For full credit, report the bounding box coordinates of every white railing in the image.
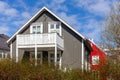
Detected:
[17,33,64,49]
[56,34,64,49]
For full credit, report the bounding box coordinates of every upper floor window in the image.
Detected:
[48,22,61,36]
[30,23,43,34]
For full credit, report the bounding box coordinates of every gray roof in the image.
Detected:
[0,34,9,51]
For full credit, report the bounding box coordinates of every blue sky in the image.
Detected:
[0,0,119,44]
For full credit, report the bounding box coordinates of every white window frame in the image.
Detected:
[48,22,62,36]
[92,56,99,65]
[30,22,43,34]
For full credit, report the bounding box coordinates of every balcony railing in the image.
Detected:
[17,33,64,50]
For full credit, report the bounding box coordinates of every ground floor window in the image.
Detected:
[48,51,61,64]
[0,51,4,59]
[30,52,42,64]
[29,51,62,66]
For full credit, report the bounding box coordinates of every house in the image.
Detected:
[0,34,9,59]
[88,40,107,70]
[7,7,92,69]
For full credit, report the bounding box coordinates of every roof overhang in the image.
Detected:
[7,7,85,44]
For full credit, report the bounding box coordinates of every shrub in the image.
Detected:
[0,59,119,80]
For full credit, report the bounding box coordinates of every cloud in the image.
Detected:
[75,0,116,16]
[0,1,18,17]
[21,12,31,19]
[57,12,81,31]
[0,26,10,35]
[52,0,65,3]
[80,19,102,42]
[38,0,67,12]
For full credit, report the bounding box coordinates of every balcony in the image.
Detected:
[17,33,64,50]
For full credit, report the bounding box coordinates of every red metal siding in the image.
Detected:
[88,40,107,70]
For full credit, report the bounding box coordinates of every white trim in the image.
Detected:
[35,46,37,66]
[10,43,12,59]
[81,39,84,71]
[59,51,62,69]
[2,52,4,59]
[7,7,85,44]
[54,33,57,66]
[16,35,18,62]
[17,44,55,48]
[16,47,18,62]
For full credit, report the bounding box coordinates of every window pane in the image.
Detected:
[32,54,35,58]
[50,54,54,58]
[37,26,41,33]
[50,24,54,29]
[33,26,36,34]
[37,54,41,58]
[56,23,60,29]
[33,26,36,30]
[50,59,54,63]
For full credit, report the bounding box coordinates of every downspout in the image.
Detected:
[81,39,84,71]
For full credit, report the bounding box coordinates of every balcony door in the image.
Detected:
[30,23,43,34]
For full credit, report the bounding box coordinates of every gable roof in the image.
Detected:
[7,7,85,44]
[0,34,9,51]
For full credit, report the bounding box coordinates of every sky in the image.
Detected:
[0,0,119,44]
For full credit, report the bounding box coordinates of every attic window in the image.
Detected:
[48,22,61,36]
[30,23,43,34]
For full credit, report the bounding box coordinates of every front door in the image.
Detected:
[42,51,48,64]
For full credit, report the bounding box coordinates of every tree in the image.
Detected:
[100,3,120,50]
[100,3,120,64]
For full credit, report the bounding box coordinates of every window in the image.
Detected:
[49,51,61,64]
[92,56,99,65]
[30,52,42,64]
[48,22,61,35]
[0,54,2,58]
[0,51,4,58]
[30,23,43,34]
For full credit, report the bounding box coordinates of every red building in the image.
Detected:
[88,40,107,70]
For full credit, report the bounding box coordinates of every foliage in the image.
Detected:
[0,59,119,80]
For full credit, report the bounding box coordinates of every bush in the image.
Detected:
[0,59,119,80]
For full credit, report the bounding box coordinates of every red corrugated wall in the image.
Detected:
[88,40,107,70]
